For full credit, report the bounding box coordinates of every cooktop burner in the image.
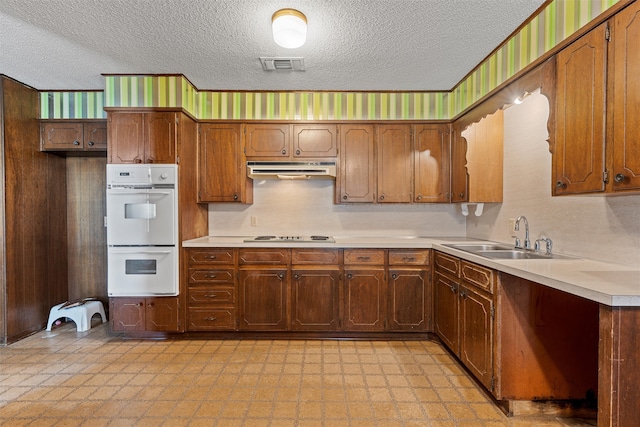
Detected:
[244,235,335,243]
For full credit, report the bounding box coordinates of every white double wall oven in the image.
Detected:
[106,164,179,296]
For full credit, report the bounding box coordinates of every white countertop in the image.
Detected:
[182,235,640,307]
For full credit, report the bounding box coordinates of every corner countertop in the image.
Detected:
[182,235,640,307]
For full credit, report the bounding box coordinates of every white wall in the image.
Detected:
[208,180,466,238]
[466,92,640,268]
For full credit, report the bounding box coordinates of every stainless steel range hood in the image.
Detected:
[247,161,336,180]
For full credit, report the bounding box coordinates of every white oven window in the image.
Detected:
[108,247,177,296]
[125,259,157,275]
[124,203,157,220]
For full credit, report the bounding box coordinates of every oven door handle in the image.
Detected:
[109,250,173,254]
[107,191,172,195]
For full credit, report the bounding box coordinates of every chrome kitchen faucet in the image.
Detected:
[514,215,531,250]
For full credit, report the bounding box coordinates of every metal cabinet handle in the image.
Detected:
[206,255,217,260]
[205,317,218,321]
[556,181,567,189]
[342,195,348,200]
[281,149,287,155]
[615,173,626,183]
[449,285,456,294]
[73,140,80,146]
[205,294,218,298]
[88,141,95,146]
[357,256,370,261]
[295,149,301,155]
[135,159,142,164]
[391,273,398,279]
[416,195,422,201]
[402,257,416,262]
[347,273,353,280]
[379,195,385,201]
[278,273,284,279]
[233,194,239,200]
[294,273,300,280]
[459,193,465,198]
[206,274,217,278]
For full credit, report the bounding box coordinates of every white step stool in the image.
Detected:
[46,300,106,332]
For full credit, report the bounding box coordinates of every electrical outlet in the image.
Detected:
[508,218,516,233]
[251,216,258,227]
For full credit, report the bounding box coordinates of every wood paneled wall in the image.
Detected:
[66,157,107,303]
[0,76,68,344]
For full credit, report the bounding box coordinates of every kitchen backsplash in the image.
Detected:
[207,181,466,238]
[467,92,640,268]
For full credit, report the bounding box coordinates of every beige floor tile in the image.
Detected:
[0,324,598,427]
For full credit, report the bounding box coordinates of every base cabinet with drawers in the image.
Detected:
[184,247,431,334]
[434,251,495,391]
[186,248,237,331]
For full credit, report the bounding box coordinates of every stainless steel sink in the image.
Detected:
[445,243,574,260]
[445,243,513,252]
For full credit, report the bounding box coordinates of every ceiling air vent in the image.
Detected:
[260,57,305,71]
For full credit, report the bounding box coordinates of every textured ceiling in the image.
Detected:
[0,0,547,91]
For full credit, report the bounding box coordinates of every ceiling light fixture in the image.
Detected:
[272,8,307,49]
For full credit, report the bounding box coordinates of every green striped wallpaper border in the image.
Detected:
[40,91,105,119]
[40,0,621,120]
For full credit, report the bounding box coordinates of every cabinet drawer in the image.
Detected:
[239,248,291,265]
[188,249,235,265]
[389,249,430,266]
[461,261,494,294]
[189,287,235,304]
[434,252,460,278]
[188,268,234,284]
[188,308,236,331]
[344,249,385,265]
[292,248,340,265]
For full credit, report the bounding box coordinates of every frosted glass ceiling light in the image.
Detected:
[272,9,307,48]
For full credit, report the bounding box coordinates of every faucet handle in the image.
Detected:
[534,237,553,255]
[511,235,522,249]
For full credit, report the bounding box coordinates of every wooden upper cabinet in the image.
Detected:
[611,1,640,192]
[450,127,468,202]
[414,124,450,203]
[107,111,176,164]
[292,124,337,157]
[198,123,252,203]
[244,124,289,158]
[337,124,376,203]
[244,123,337,159]
[41,121,107,152]
[377,124,413,203]
[554,23,608,195]
[461,110,504,203]
[144,112,177,164]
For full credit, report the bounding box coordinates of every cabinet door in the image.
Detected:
[198,123,248,202]
[388,269,428,331]
[343,269,386,331]
[292,125,337,157]
[459,285,493,391]
[450,128,468,202]
[144,112,176,163]
[110,298,145,331]
[377,124,413,203]
[291,269,340,331]
[145,297,180,332]
[84,122,108,151]
[433,273,459,352]
[612,2,640,191]
[554,24,607,194]
[41,122,84,150]
[108,112,145,163]
[238,269,289,330]
[244,124,289,158]
[414,124,450,202]
[338,124,375,203]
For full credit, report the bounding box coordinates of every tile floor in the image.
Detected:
[0,321,597,427]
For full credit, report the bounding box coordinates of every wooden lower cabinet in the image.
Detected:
[291,268,340,331]
[343,268,386,331]
[186,248,237,331]
[434,252,495,391]
[238,269,289,330]
[110,297,180,332]
[388,249,431,331]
